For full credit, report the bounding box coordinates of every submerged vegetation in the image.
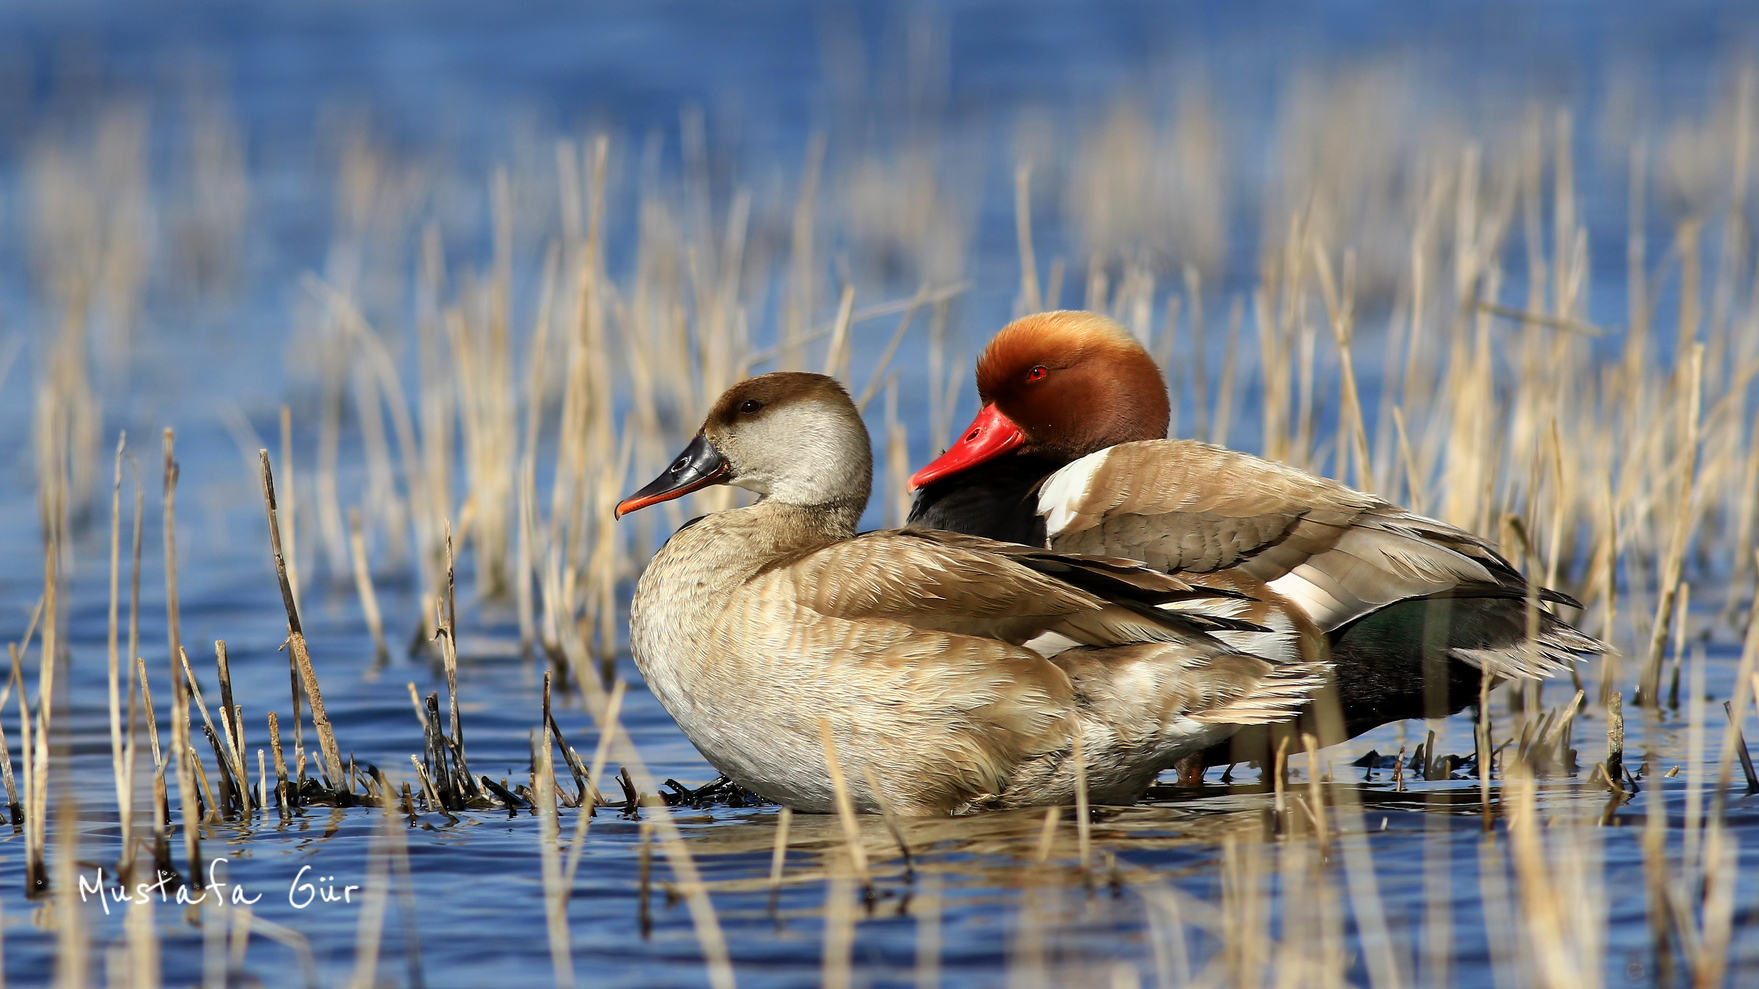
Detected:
[5,17,1759,988]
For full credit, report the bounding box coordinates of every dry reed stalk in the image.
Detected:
[854,286,927,412]
[1606,691,1626,785]
[105,432,134,873]
[515,244,561,657]
[1311,245,1373,489]
[214,643,245,800]
[185,646,250,817]
[1639,344,1704,705]
[821,284,857,382]
[782,132,826,372]
[1183,265,1209,442]
[267,712,288,816]
[158,430,205,887]
[857,764,914,880]
[1301,733,1329,846]
[1034,806,1058,864]
[347,509,388,661]
[1596,479,1621,706]
[259,451,345,786]
[135,654,171,876]
[0,667,19,827]
[11,645,38,891]
[766,805,792,917]
[1014,163,1041,315]
[817,718,871,891]
[1667,584,1692,711]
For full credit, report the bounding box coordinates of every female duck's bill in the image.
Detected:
[615,434,727,518]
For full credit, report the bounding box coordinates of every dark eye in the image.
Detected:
[739,399,763,415]
[1027,366,1048,382]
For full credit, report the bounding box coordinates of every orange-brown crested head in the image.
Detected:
[974,311,1170,461]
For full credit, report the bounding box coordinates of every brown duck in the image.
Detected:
[616,371,1328,815]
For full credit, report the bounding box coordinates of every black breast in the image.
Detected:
[905,455,1060,546]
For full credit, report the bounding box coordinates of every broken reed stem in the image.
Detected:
[215,642,246,794]
[438,524,474,797]
[267,712,289,816]
[1606,691,1626,784]
[818,717,871,890]
[259,451,345,787]
[347,509,389,661]
[1639,344,1703,706]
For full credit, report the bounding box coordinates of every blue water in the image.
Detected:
[0,2,1756,986]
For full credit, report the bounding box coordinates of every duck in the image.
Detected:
[907,310,1602,763]
[615,371,1329,816]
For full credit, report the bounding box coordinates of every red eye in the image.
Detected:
[1027,366,1047,382]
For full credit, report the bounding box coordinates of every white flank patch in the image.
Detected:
[1038,450,1109,537]
[1266,569,1352,629]
[1022,631,1083,657]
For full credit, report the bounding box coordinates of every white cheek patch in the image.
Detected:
[1038,451,1111,538]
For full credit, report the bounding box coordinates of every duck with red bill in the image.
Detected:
[905,310,1601,772]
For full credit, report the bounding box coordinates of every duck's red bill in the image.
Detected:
[615,434,730,518]
[908,404,1026,491]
